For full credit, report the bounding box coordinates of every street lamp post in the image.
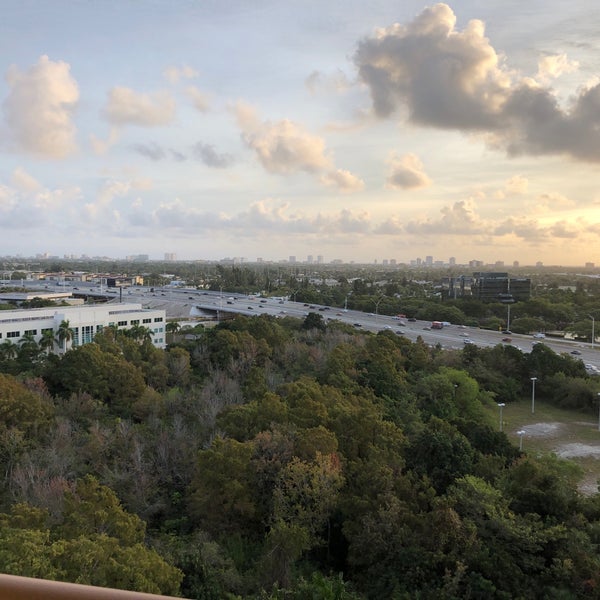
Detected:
[590,315,596,350]
[374,295,384,326]
[530,377,537,414]
[597,393,600,432]
[497,403,505,432]
[517,429,526,451]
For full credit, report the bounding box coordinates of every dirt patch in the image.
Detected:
[556,443,600,459]
[519,422,563,437]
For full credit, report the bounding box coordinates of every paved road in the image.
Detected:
[13,281,600,371]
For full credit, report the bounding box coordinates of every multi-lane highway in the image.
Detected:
[9,281,600,371]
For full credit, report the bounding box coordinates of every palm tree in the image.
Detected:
[0,339,17,361]
[39,329,56,354]
[18,332,41,364]
[125,324,153,344]
[166,321,181,334]
[56,319,74,353]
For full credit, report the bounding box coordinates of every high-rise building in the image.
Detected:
[472,272,531,302]
[289,256,297,264]
[449,257,456,266]
[425,255,433,266]
[164,253,177,261]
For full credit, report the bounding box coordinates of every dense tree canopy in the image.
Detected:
[0,307,599,597]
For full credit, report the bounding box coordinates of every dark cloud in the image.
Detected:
[133,142,166,161]
[354,3,600,162]
[191,142,234,168]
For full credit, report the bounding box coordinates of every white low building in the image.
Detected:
[0,303,166,350]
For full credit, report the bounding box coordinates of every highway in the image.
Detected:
[9,280,600,371]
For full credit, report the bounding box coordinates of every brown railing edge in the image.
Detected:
[0,573,184,600]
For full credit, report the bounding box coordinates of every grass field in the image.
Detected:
[485,399,600,494]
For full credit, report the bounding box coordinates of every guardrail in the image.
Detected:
[0,574,184,600]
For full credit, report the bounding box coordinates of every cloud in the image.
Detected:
[192,142,234,168]
[129,198,372,237]
[11,168,42,192]
[90,127,120,155]
[186,86,210,112]
[235,102,332,174]
[354,4,509,127]
[386,153,432,190]
[504,175,528,195]
[305,69,352,94]
[3,55,79,158]
[0,177,81,229]
[404,199,485,235]
[320,169,364,192]
[104,87,176,126]
[163,64,198,84]
[234,102,362,191]
[133,142,167,161]
[536,54,579,83]
[354,3,600,163]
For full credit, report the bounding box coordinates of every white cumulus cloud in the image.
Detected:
[386,153,432,190]
[104,87,176,126]
[3,55,79,158]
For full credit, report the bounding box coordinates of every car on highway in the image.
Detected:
[502,337,512,343]
[571,350,582,355]
[353,323,362,327]
[460,332,469,337]
[463,339,473,344]
[408,317,417,322]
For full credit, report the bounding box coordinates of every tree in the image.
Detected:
[43,343,146,417]
[188,437,259,537]
[39,329,56,354]
[0,373,54,437]
[56,320,73,353]
[0,339,18,362]
[303,312,326,331]
[165,321,181,335]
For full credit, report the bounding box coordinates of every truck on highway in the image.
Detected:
[431,321,444,329]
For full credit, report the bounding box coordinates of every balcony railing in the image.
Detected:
[0,574,184,600]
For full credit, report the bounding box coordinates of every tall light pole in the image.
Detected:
[590,315,596,350]
[597,392,600,432]
[517,429,526,451]
[507,303,511,331]
[497,402,505,432]
[530,377,537,414]
[374,294,384,326]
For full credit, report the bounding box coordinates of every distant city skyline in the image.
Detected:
[3,251,598,271]
[2,2,600,265]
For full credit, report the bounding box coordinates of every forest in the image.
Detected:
[1,310,600,598]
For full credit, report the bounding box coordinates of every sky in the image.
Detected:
[2,1,600,266]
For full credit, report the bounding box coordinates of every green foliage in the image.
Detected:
[0,287,598,598]
[0,480,183,595]
[0,373,54,436]
[44,343,146,416]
